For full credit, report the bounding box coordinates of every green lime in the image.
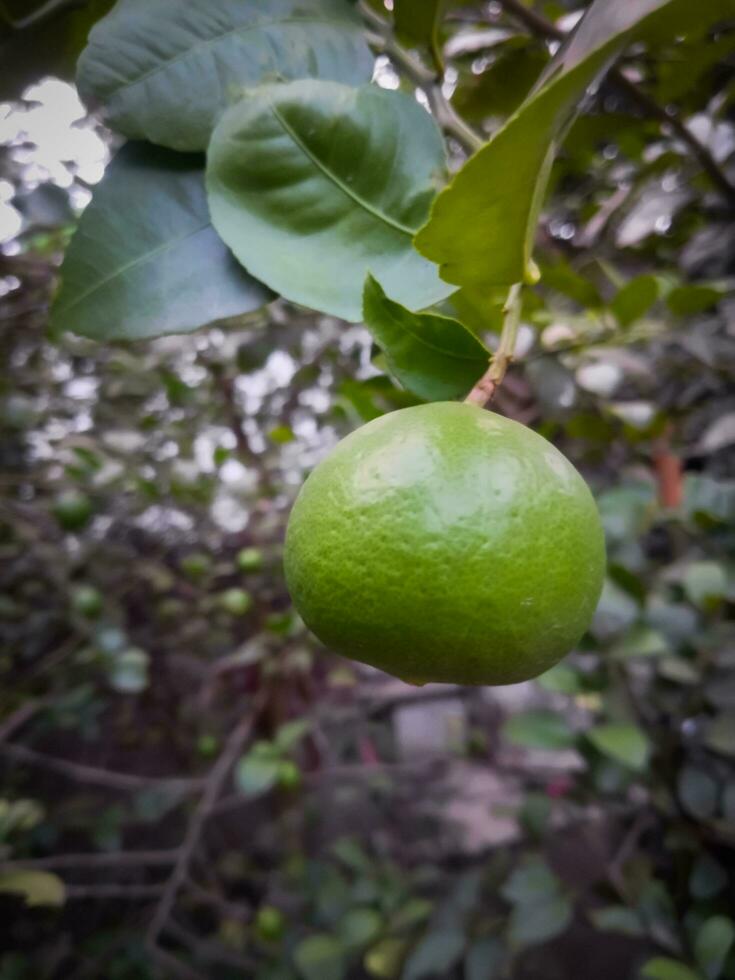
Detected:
[52,489,93,531]
[285,403,605,686]
[71,584,103,619]
[218,588,253,616]
[254,905,285,942]
[236,547,264,573]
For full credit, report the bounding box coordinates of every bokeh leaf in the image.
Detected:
[77,0,373,150]
[0,870,65,907]
[414,0,717,292]
[502,710,575,750]
[294,934,346,980]
[394,0,445,70]
[677,767,719,820]
[52,142,272,341]
[695,916,735,980]
[641,958,703,980]
[362,275,489,401]
[402,928,465,980]
[207,80,453,322]
[586,723,650,770]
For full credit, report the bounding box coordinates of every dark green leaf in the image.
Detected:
[590,905,645,937]
[453,41,548,123]
[702,715,735,759]
[207,80,452,322]
[78,0,373,150]
[689,855,728,900]
[695,917,735,980]
[502,710,576,750]
[611,275,660,327]
[677,767,719,820]
[464,937,504,980]
[362,275,489,402]
[52,142,272,341]
[394,0,445,70]
[0,870,65,907]
[414,0,717,292]
[682,562,728,609]
[666,284,725,316]
[641,958,703,980]
[403,928,465,980]
[294,934,346,980]
[509,895,572,948]
[585,724,650,771]
[338,908,382,950]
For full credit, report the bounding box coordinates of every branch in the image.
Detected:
[146,706,261,949]
[0,0,84,30]
[465,284,522,406]
[495,0,735,206]
[360,3,483,155]
[65,884,166,900]
[0,742,202,793]
[0,850,177,872]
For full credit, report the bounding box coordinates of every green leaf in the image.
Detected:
[394,0,445,70]
[464,937,505,980]
[666,284,725,316]
[52,142,271,341]
[403,928,465,980]
[362,276,489,401]
[689,854,728,900]
[641,958,703,980]
[612,625,669,660]
[695,917,735,980]
[508,894,572,948]
[453,40,548,123]
[537,664,582,695]
[682,562,728,609]
[414,0,711,292]
[590,905,645,937]
[294,934,346,980]
[502,710,575,750]
[236,746,282,797]
[274,718,311,752]
[585,724,650,771]
[207,81,453,322]
[501,857,561,906]
[77,0,373,151]
[0,870,66,907]
[702,715,735,759]
[338,908,382,950]
[108,647,150,694]
[364,937,407,979]
[677,767,719,820]
[611,275,661,327]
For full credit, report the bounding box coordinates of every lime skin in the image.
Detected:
[284,402,605,686]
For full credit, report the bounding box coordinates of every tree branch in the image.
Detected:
[360,3,483,155]
[494,0,735,206]
[146,704,261,949]
[0,742,203,792]
[465,284,522,406]
[0,851,178,872]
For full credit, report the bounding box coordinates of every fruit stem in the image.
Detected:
[464,283,522,406]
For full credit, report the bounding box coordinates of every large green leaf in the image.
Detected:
[52,142,272,341]
[77,0,373,150]
[207,80,453,322]
[362,275,489,401]
[414,0,716,292]
[586,723,651,771]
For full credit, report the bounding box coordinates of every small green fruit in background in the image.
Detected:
[254,905,285,942]
[52,489,93,531]
[277,760,301,790]
[218,588,253,617]
[236,547,264,573]
[180,552,211,581]
[285,403,606,686]
[71,584,103,619]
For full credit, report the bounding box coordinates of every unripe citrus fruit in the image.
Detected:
[285,403,605,686]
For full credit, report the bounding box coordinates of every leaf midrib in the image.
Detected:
[268,100,416,238]
[373,294,488,362]
[97,15,356,96]
[55,222,210,316]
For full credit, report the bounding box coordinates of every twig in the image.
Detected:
[0,0,84,30]
[65,884,166,900]
[164,919,258,973]
[146,706,261,949]
[0,850,178,872]
[0,742,203,793]
[495,0,735,206]
[0,701,44,743]
[360,3,483,154]
[465,284,522,406]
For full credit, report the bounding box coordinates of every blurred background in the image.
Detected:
[1,1,734,978]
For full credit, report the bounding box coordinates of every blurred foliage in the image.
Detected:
[1,0,735,978]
